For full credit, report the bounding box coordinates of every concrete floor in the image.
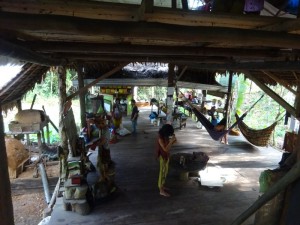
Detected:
[49,106,283,225]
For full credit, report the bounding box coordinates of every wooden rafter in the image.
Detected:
[2,13,300,50]
[189,61,300,71]
[66,63,128,101]
[177,66,188,81]
[262,70,297,95]
[292,71,299,80]
[0,0,292,29]
[24,42,292,59]
[0,39,64,66]
[244,70,296,118]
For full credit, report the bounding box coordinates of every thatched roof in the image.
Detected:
[0,63,49,108]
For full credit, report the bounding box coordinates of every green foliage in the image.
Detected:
[25,69,77,100]
[48,129,61,144]
[137,87,152,101]
[137,86,167,101]
[235,75,248,113]
[229,74,291,148]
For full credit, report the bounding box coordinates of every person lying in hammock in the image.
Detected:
[208,106,219,126]
[214,118,228,145]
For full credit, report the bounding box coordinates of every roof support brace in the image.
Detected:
[66,63,128,101]
[262,71,297,95]
[244,70,297,118]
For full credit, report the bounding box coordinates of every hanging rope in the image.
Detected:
[244,94,265,115]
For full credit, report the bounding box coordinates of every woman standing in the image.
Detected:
[157,124,176,197]
[112,98,122,129]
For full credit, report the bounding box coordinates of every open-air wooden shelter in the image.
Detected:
[1,1,300,224]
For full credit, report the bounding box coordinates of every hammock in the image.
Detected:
[235,114,278,147]
[184,100,247,141]
[182,94,264,141]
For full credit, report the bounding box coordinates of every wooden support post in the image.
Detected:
[58,66,69,180]
[231,159,300,225]
[77,65,86,128]
[172,0,177,9]
[26,134,30,146]
[0,104,15,225]
[58,66,68,151]
[181,0,188,10]
[224,71,233,127]
[201,90,207,109]
[294,81,300,119]
[138,0,153,21]
[141,0,153,13]
[166,63,175,123]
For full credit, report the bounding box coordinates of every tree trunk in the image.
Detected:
[166,63,175,123]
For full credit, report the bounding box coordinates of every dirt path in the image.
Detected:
[11,164,59,225]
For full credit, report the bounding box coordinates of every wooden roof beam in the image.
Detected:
[25,42,290,59]
[55,54,232,64]
[187,61,300,71]
[51,53,300,70]
[2,12,300,49]
[260,19,300,33]
[0,0,291,29]
[0,39,64,66]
